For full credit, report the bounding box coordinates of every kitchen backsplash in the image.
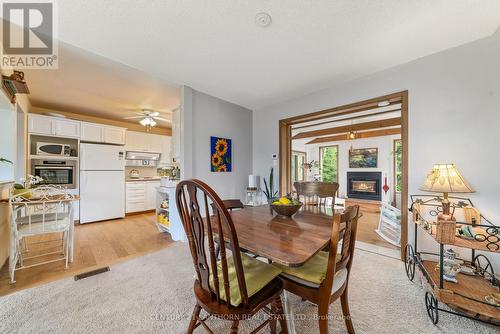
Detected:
[125,166,158,178]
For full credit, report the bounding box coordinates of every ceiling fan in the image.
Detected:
[123,109,170,131]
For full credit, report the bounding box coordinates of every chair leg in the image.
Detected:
[317,302,329,334]
[273,296,288,334]
[187,304,201,334]
[341,290,355,334]
[230,320,239,334]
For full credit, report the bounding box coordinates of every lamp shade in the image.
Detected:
[419,164,474,194]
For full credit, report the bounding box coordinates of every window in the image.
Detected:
[394,139,402,192]
[291,151,306,184]
[319,145,338,183]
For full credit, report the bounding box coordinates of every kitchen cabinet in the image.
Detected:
[81,122,103,142]
[28,114,53,135]
[28,114,80,138]
[81,122,126,145]
[55,119,80,138]
[103,126,126,145]
[125,131,170,162]
[125,180,160,213]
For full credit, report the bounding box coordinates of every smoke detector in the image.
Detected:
[255,12,272,27]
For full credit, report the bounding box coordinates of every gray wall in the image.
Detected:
[253,31,500,266]
[182,87,253,201]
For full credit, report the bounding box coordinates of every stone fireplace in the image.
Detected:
[347,171,382,201]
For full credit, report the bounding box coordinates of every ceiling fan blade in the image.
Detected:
[148,111,160,117]
[124,116,144,119]
[153,117,171,122]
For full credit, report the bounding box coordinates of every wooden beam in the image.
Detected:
[281,92,403,125]
[305,127,401,144]
[292,108,401,131]
[292,117,401,140]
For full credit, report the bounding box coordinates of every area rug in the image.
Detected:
[0,242,497,333]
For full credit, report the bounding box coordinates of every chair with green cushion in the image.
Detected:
[176,179,288,334]
[274,205,360,334]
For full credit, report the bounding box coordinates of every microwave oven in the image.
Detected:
[36,142,71,156]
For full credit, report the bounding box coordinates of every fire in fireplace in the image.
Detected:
[347,172,382,201]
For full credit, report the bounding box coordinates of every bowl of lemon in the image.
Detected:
[270,196,303,217]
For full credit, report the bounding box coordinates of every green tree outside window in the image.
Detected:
[320,146,338,183]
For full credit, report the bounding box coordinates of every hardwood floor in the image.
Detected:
[356,211,400,250]
[0,212,174,296]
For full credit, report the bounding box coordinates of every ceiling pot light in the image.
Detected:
[377,101,390,107]
[255,12,272,27]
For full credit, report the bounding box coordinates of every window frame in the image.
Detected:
[319,145,339,183]
[393,138,403,195]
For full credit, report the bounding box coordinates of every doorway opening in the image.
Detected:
[280,91,408,259]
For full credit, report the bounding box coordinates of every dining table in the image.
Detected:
[224,204,346,333]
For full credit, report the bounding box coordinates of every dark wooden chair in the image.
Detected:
[274,205,360,334]
[176,179,288,334]
[294,181,339,206]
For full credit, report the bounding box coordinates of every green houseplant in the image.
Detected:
[263,167,278,202]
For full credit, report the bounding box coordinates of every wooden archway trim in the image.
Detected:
[279,90,409,260]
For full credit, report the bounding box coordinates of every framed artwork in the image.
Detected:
[349,148,378,168]
[210,136,232,172]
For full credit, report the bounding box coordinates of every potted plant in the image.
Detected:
[263,167,279,203]
[12,175,44,199]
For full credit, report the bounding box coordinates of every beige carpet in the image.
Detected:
[0,242,497,334]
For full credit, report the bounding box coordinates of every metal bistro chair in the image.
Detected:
[176,179,288,333]
[9,185,75,284]
[294,181,339,206]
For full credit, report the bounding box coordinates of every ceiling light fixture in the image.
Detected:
[378,101,390,107]
[140,116,156,131]
[255,12,272,27]
[348,131,356,140]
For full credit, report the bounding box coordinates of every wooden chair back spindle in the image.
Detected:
[176,179,249,307]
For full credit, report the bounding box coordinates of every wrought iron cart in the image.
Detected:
[405,195,500,326]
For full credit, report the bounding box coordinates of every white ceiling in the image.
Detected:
[24,42,180,128]
[54,0,500,109]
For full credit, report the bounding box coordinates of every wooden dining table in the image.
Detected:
[219,204,346,333]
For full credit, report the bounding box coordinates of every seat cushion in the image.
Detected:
[16,213,71,236]
[273,251,341,285]
[208,253,282,307]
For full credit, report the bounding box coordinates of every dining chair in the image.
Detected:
[8,185,75,284]
[273,205,360,334]
[294,181,339,206]
[176,179,288,334]
[210,199,249,257]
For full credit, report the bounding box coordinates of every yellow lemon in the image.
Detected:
[279,197,292,205]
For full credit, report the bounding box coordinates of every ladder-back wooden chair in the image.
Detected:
[274,205,360,334]
[294,181,339,206]
[176,179,288,334]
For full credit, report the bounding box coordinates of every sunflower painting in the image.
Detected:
[210,136,232,172]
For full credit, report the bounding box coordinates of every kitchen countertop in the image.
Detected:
[125,177,161,182]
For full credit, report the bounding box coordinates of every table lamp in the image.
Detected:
[419,164,474,220]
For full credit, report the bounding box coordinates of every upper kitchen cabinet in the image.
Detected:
[103,126,126,145]
[81,122,126,145]
[126,130,172,162]
[28,114,80,138]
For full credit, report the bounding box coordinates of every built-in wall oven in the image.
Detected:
[31,159,77,189]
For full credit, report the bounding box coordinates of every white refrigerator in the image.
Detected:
[80,143,125,224]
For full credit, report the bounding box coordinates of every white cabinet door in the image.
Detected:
[146,181,160,210]
[28,114,54,135]
[55,119,80,138]
[103,126,126,145]
[159,136,171,163]
[125,131,162,152]
[81,122,103,142]
[125,130,144,151]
